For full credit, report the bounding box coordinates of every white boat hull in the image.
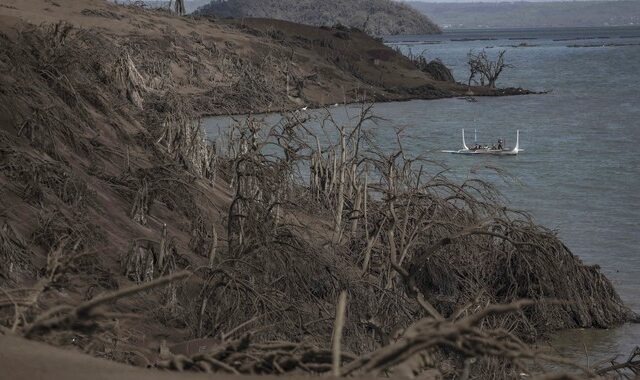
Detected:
[443,149,520,156]
[442,129,522,156]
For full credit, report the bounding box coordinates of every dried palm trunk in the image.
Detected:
[208,225,218,269]
[130,178,150,225]
[174,0,186,15]
[333,130,347,243]
[350,182,362,237]
[113,53,146,109]
[158,223,167,269]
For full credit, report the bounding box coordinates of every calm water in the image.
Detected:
[387,27,640,364]
[205,27,640,363]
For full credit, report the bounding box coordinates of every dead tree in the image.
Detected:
[172,0,186,16]
[467,49,511,89]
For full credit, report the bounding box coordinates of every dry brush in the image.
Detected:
[0,16,635,380]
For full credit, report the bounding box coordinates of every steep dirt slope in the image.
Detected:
[0,0,471,116]
[0,0,441,363]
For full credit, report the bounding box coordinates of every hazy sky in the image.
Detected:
[408,0,631,2]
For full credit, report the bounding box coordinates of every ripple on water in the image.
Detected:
[204,26,640,361]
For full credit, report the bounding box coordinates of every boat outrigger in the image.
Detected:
[442,129,522,156]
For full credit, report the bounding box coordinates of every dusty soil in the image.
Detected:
[0,0,523,116]
[0,332,287,380]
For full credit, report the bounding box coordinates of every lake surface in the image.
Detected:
[205,27,640,364]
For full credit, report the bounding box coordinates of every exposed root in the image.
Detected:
[594,346,640,378]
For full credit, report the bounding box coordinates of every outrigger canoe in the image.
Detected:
[442,129,522,156]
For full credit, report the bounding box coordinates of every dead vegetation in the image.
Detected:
[467,49,512,89]
[180,105,634,378]
[595,347,640,378]
[0,8,636,380]
[0,220,33,286]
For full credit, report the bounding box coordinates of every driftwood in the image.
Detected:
[594,346,640,378]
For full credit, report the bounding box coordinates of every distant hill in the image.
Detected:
[124,1,212,14]
[406,0,640,29]
[184,0,211,13]
[195,0,441,36]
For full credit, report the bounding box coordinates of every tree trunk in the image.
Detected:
[175,0,186,16]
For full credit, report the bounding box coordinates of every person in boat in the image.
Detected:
[497,139,503,150]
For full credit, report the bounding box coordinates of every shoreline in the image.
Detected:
[195,86,546,118]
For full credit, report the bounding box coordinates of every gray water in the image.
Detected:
[204,26,640,363]
[387,27,640,364]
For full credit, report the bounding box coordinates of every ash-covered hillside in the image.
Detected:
[196,0,441,36]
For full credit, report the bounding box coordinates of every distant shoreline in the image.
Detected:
[382,24,640,44]
[407,0,640,31]
[439,25,640,33]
